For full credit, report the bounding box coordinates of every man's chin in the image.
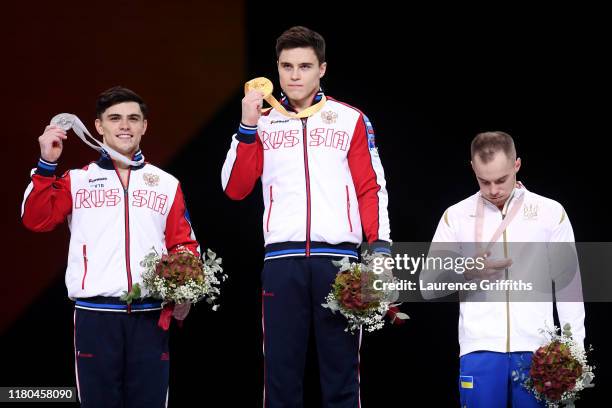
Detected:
[285,91,304,101]
[111,142,133,151]
[109,147,135,158]
[486,196,505,204]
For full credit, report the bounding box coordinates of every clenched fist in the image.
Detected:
[39,125,67,163]
[241,90,264,127]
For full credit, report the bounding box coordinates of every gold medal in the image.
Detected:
[244,77,273,98]
[244,77,326,119]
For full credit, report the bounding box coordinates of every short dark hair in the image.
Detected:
[471,131,517,163]
[96,86,148,119]
[276,26,326,64]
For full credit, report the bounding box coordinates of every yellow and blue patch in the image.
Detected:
[460,375,474,389]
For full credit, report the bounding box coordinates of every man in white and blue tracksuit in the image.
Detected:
[221,26,391,407]
[425,131,585,407]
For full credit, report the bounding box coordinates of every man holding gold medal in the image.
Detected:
[222,26,391,407]
[21,86,199,407]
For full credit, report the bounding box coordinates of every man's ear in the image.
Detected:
[95,118,103,136]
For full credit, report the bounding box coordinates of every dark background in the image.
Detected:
[2,2,609,407]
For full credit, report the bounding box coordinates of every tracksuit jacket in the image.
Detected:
[221,91,391,257]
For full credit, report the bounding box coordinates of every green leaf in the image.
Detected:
[119,283,142,305]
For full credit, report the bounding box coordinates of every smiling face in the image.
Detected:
[95,102,147,159]
[277,47,326,110]
[472,151,521,208]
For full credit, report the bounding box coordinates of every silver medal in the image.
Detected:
[50,113,77,131]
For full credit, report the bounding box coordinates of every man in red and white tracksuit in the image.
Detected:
[21,87,199,408]
[221,27,391,407]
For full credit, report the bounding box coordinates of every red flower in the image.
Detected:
[529,341,582,401]
[154,251,204,286]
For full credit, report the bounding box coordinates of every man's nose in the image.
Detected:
[490,185,501,197]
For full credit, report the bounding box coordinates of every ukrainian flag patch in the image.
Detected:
[460,376,474,389]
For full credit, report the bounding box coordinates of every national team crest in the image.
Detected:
[321,110,338,124]
[143,173,160,187]
[523,203,539,220]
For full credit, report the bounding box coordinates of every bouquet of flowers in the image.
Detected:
[321,252,408,333]
[513,324,594,407]
[123,246,226,330]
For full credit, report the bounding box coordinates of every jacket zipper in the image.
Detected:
[346,185,353,232]
[500,194,514,352]
[504,226,510,352]
[81,244,88,290]
[266,185,274,233]
[301,118,312,256]
[114,165,133,313]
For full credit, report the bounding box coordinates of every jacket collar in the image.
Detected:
[96,149,146,170]
[279,88,325,113]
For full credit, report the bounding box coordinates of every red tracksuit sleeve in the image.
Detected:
[347,115,391,244]
[21,171,72,232]
[221,132,263,200]
[165,183,200,257]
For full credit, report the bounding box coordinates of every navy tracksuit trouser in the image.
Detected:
[262,257,361,408]
[74,308,169,408]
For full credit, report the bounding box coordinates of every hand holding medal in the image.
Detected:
[39,122,68,163]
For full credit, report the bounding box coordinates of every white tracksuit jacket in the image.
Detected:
[427,184,585,356]
[22,152,199,300]
[221,93,391,259]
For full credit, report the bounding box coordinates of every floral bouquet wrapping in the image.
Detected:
[321,252,408,333]
[124,246,226,330]
[513,324,594,407]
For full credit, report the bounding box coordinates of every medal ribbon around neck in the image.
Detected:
[474,191,524,254]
